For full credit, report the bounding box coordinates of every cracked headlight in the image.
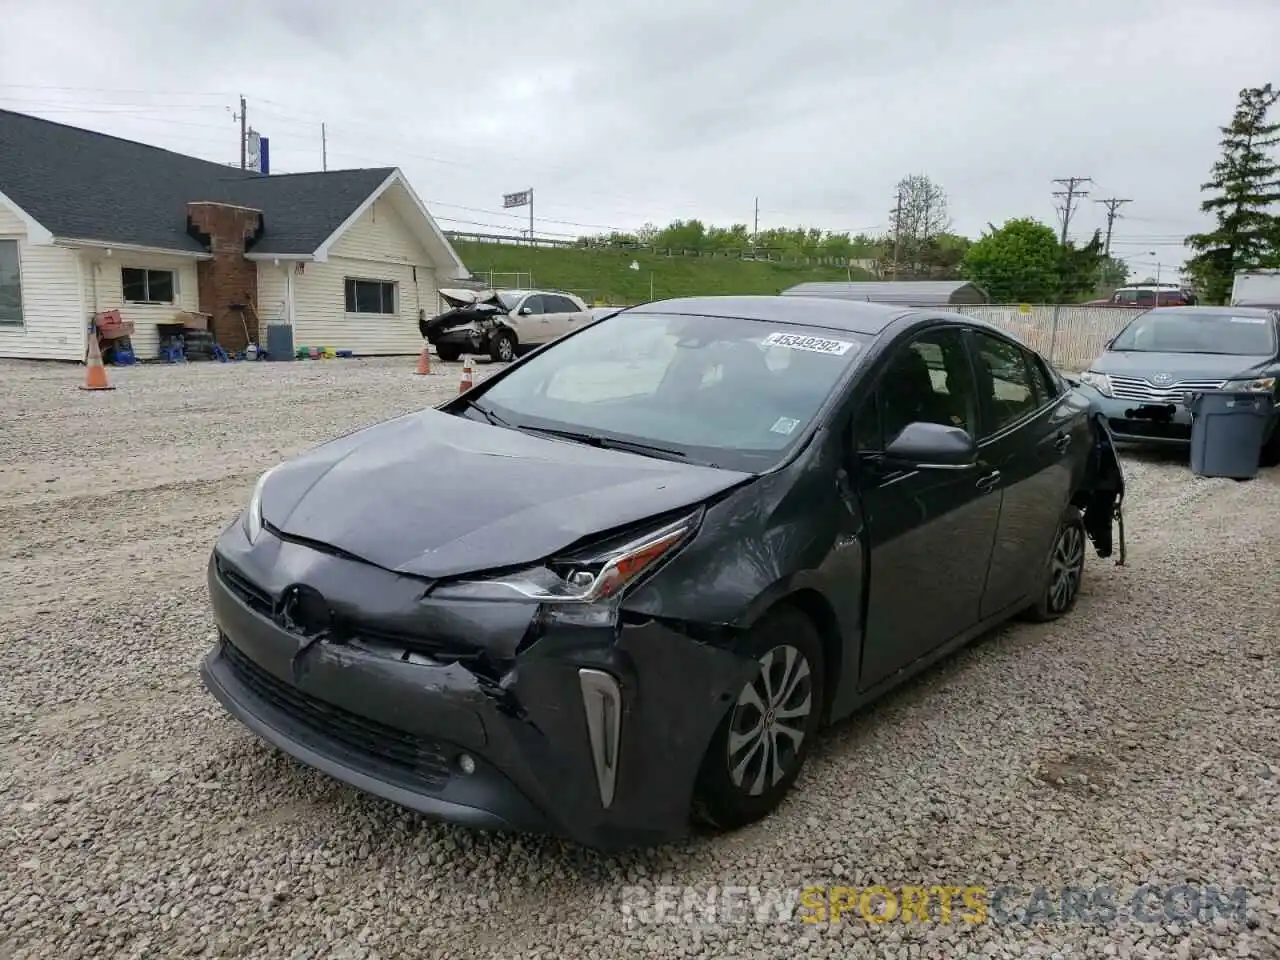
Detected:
[1224,376,1276,393]
[241,468,276,545]
[1079,370,1113,397]
[430,511,700,626]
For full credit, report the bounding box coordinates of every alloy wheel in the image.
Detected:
[726,644,813,796]
[1048,523,1085,613]
[496,337,515,361]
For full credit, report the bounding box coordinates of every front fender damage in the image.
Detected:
[1076,411,1127,566]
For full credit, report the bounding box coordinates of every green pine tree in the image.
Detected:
[1185,83,1280,304]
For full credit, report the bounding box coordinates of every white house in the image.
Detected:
[0,109,470,361]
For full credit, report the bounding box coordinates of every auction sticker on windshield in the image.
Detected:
[1230,316,1268,323]
[762,332,855,355]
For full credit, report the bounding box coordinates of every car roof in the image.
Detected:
[634,295,913,336]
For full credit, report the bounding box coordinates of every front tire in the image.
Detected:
[692,605,825,832]
[489,329,517,363]
[436,344,461,363]
[1019,505,1087,623]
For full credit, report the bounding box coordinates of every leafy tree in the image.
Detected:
[707,223,751,252]
[888,174,951,277]
[652,219,708,252]
[1058,229,1108,301]
[920,232,971,279]
[1185,83,1280,303]
[1097,256,1130,291]
[960,218,1061,302]
[577,222,899,264]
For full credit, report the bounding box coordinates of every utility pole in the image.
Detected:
[1095,198,1131,256]
[235,95,247,170]
[1052,176,1091,245]
[321,123,328,172]
[891,186,904,280]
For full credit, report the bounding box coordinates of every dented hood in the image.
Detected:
[259,409,751,579]
[421,289,508,339]
[439,288,502,309]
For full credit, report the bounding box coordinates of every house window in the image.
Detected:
[0,240,21,325]
[122,267,176,304]
[344,278,397,315]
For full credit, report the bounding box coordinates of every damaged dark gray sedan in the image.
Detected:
[200,295,1126,849]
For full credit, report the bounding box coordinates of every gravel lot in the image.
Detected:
[1,356,1278,960]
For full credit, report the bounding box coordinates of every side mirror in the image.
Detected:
[883,421,977,470]
[518,306,533,316]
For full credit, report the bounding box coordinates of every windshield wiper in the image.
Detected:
[521,426,690,461]
[460,398,510,427]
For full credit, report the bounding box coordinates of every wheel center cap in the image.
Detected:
[765,708,776,726]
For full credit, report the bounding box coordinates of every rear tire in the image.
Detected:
[436,345,461,363]
[691,605,825,832]
[1018,505,1087,623]
[489,329,517,363]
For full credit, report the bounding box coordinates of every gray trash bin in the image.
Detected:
[264,322,294,361]
[1188,390,1272,479]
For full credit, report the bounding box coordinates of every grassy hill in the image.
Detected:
[449,240,875,305]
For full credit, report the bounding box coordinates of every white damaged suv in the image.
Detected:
[421,288,592,362]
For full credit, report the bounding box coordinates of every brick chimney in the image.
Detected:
[186,202,264,352]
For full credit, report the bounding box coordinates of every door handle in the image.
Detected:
[1053,432,1072,453]
[975,469,1001,492]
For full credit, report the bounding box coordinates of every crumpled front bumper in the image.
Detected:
[430,325,492,354]
[199,531,753,850]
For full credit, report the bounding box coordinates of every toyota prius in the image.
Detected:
[200,295,1126,849]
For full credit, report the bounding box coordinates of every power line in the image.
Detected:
[1052,177,1092,245]
[1095,198,1132,256]
[1,90,911,239]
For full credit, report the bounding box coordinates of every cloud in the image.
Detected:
[2,0,1278,273]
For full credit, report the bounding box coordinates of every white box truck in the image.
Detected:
[1231,269,1280,308]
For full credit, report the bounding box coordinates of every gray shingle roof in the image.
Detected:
[780,280,989,306]
[0,109,393,255]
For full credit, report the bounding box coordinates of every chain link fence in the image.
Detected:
[426,277,1139,372]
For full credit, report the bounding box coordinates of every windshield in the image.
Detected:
[1109,310,1276,355]
[497,292,523,311]
[471,310,869,471]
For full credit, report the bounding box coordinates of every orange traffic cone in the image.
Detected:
[80,331,115,392]
[415,343,431,375]
[458,356,474,393]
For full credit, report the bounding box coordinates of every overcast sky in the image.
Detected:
[4,0,1278,281]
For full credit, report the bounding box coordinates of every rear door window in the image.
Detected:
[546,295,579,313]
[970,331,1040,436]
